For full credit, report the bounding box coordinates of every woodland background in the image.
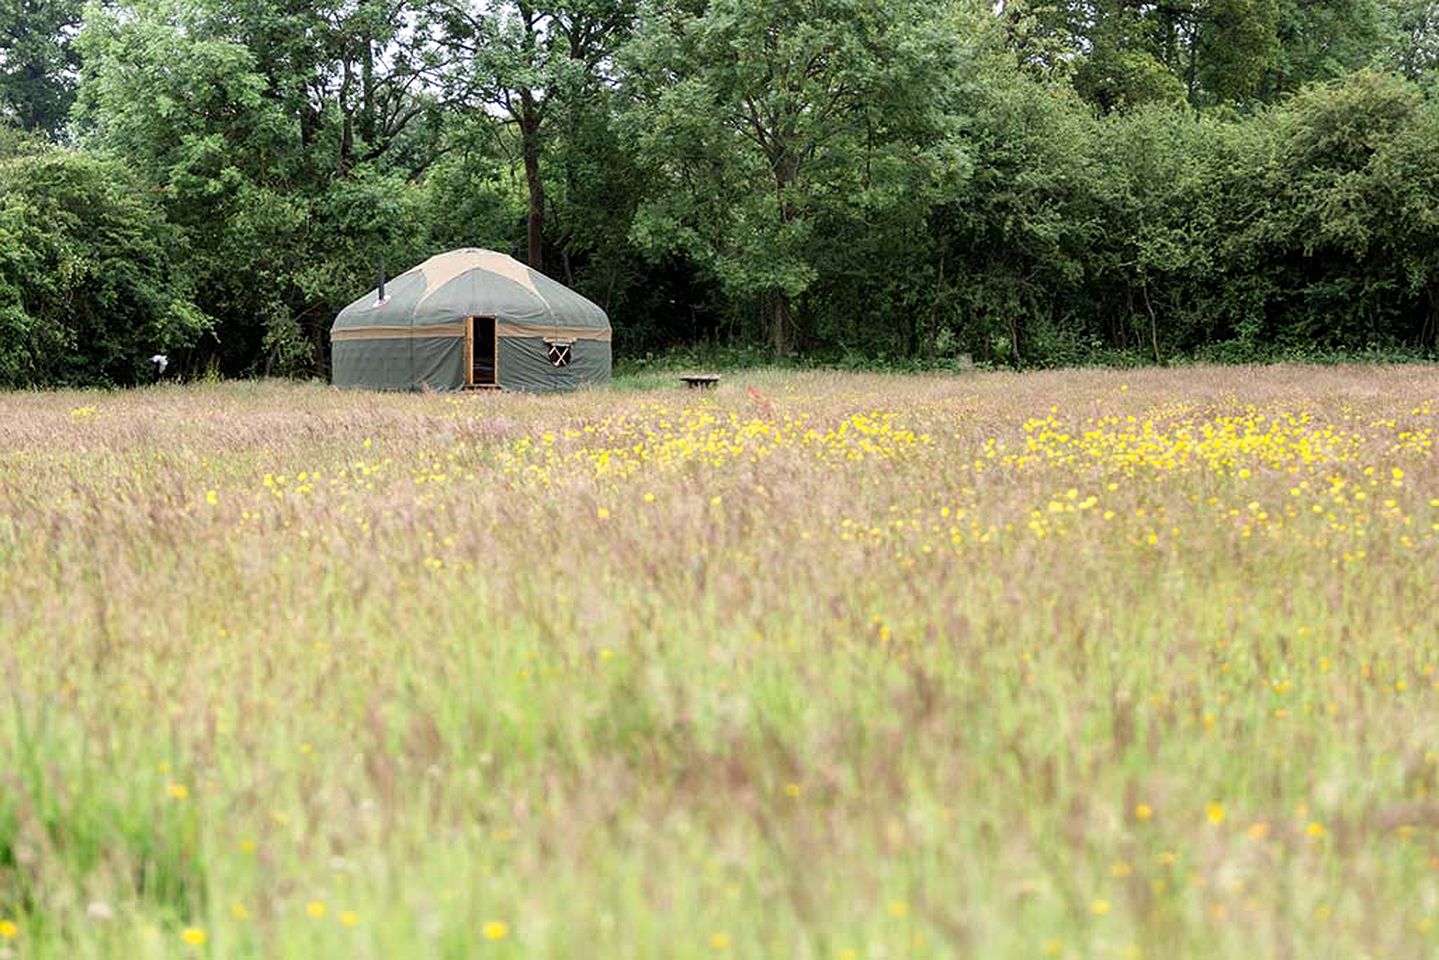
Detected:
[1,0,1437,386]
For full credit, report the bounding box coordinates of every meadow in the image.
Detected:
[0,364,1436,959]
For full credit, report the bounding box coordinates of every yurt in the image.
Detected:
[330,248,611,392]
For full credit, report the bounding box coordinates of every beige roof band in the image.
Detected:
[331,323,466,341]
[333,322,610,342]
[497,323,611,342]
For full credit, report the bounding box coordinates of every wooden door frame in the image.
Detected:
[466,315,499,387]
[465,316,473,385]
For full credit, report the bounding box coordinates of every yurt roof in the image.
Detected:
[332,248,609,337]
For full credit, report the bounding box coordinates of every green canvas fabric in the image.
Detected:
[331,337,467,391]
[568,340,611,388]
[330,248,610,392]
[415,336,466,390]
[498,338,610,392]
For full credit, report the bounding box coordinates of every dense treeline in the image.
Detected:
[0,0,1436,385]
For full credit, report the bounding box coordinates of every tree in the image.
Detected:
[74,0,438,375]
[0,0,82,135]
[426,0,636,272]
[1264,70,1438,347]
[75,3,306,372]
[190,0,438,177]
[1008,0,1392,108]
[624,0,968,356]
[1198,0,1281,101]
[928,64,1098,364]
[1261,0,1389,95]
[0,147,210,386]
[1381,0,1439,79]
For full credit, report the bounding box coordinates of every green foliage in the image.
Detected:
[424,1,637,274]
[0,0,1432,387]
[922,67,1439,367]
[1069,4,1190,111]
[624,0,970,354]
[1019,0,1404,109]
[1264,0,1391,93]
[1202,0,1281,100]
[0,148,209,386]
[0,0,81,135]
[72,0,443,378]
[1382,0,1439,79]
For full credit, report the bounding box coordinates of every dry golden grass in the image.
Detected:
[0,364,1436,959]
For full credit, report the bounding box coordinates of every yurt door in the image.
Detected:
[469,316,497,386]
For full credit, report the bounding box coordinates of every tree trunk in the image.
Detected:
[360,34,377,146]
[338,58,355,173]
[519,93,545,272]
[1140,279,1162,363]
[772,297,793,357]
[925,248,946,361]
[1185,26,1200,105]
[770,154,801,358]
[340,113,354,173]
[1423,284,1439,349]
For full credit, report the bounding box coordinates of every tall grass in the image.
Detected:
[0,365,1435,958]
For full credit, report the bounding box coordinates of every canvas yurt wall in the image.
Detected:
[331,249,611,392]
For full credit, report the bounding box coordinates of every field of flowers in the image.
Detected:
[0,364,1436,958]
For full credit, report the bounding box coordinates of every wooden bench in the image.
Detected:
[679,374,721,389]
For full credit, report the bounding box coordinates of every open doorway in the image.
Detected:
[469,316,497,387]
